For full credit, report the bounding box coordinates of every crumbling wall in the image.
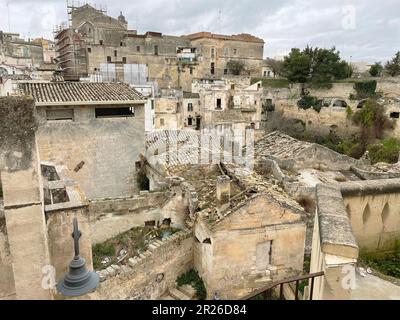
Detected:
[88,192,168,244]
[96,229,193,300]
[197,195,306,299]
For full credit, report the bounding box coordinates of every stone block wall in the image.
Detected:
[96,229,193,300]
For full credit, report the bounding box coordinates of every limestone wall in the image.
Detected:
[0,226,15,300]
[343,191,400,253]
[88,192,168,244]
[96,229,193,300]
[36,104,145,200]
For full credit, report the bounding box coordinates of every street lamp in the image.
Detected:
[57,217,99,297]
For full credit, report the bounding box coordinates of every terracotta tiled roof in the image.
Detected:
[19,82,145,105]
[184,32,264,44]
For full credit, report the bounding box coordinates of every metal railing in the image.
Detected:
[241,271,324,301]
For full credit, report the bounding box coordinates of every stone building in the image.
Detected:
[192,78,263,132]
[0,31,45,76]
[184,32,264,79]
[18,81,146,199]
[54,4,264,90]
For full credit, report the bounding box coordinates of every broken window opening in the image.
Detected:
[145,220,156,227]
[203,238,212,244]
[162,218,172,227]
[390,112,400,119]
[46,109,74,121]
[216,98,222,109]
[95,107,135,118]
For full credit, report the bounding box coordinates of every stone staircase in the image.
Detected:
[160,285,197,300]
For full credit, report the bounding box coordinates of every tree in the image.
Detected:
[282,48,311,83]
[226,60,246,76]
[282,46,352,87]
[265,58,283,77]
[369,62,383,77]
[385,51,400,77]
[351,99,392,145]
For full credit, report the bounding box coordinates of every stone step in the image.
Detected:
[169,287,191,300]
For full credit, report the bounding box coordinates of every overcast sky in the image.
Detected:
[0,0,399,63]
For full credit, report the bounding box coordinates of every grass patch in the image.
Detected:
[176,269,207,300]
[252,77,290,88]
[360,242,400,279]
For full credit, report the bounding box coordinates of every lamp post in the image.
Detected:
[57,217,99,297]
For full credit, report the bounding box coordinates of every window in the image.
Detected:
[46,109,74,121]
[114,50,118,57]
[223,47,229,56]
[154,45,159,55]
[187,103,193,112]
[120,42,123,47]
[99,40,103,45]
[190,67,193,75]
[151,100,154,110]
[224,69,228,75]
[233,48,238,55]
[122,57,127,63]
[211,48,215,59]
[95,107,135,118]
[211,62,215,75]
[188,117,193,126]
[160,118,165,126]
[136,45,141,52]
[107,56,111,63]
[216,98,222,109]
[390,112,400,119]
[87,47,91,53]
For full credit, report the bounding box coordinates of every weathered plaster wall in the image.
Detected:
[0,96,52,300]
[36,104,145,200]
[343,192,400,253]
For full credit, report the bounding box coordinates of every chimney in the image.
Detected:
[217,175,230,205]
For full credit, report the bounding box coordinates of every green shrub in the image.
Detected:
[297,95,322,113]
[353,80,377,99]
[367,138,400,164]
[176,269,207,300]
